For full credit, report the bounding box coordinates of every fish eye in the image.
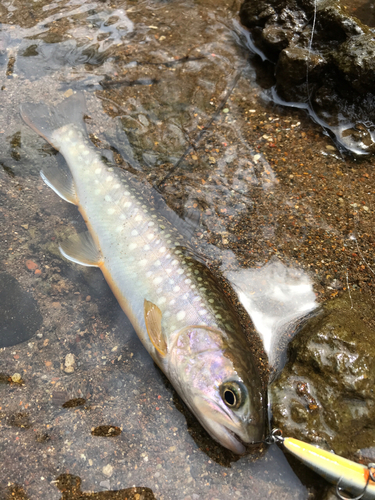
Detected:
[220,381,246,410]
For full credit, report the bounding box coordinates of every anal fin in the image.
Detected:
[41,163,77,205]
[59,231,101,267]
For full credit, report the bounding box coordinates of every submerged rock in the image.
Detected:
[271,291,375,459]
[240,0,375,154]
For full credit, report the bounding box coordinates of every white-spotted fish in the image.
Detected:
[20,92,264,454]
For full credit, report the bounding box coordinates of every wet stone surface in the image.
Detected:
[239,0,375,154]
[271,291,375,459]
[0,0,374,498]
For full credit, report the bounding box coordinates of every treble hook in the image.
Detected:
[336,463,375,500]
[265,428,284,445]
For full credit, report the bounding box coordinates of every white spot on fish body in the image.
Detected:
[158,297,166,305]
[129,243,137,250]
[139,259,148,267]
[105,195,112,202]
[147,234,154,240]
[159,247,166,253]
[120,214,126,220]
[177,269,184,275]
[95,168,102,175]
[148,222,155,227]
[176,311,186,321]
[114,184,121,189]
[199,309,208,315]
[106,176,113,182]
[83,150,90,156]
[131,230,138,236]
[164,311,171,318]
[153,277,163,285]
[143,244,150,251]
[124,202,132,208]
[135,215,143,221]
[107,208,115,215]
[116,226,123,233]
[146,271,153,278]
[173,286,180,292]
[94,189,101,195]
[155,260,161,266]
[172,260,178,266]
[185,279,192,284]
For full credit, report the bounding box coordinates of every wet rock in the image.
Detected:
[240,0,375,154]
[62,398,86,408]
[271,291,375,458]
[53,473,157,499]
[7,412,31,429]
[91,425,122,437]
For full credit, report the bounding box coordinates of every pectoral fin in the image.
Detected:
[144,299,167,356]
[59,231,101,267]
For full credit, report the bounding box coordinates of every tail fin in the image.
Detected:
[20,92,88,149]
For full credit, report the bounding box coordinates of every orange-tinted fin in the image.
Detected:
[144,299,167,356]
[59,231,101,267]
[41,164,77,205]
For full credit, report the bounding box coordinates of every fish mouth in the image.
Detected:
[194,396,264,454]
[224,426,263,455]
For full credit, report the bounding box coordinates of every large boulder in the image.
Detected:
[271,291,375,459]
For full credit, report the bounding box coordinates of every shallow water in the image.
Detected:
[0,0,374,498]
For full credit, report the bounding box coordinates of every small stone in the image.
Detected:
[102,464,113,477]
[159,35,166,41]
[64,353,76,373]
[100,480,110,490]
[21,224,29,230]
[64,89,74,98]
[11,373,22,383]
[223,108,229,113]
[86,295,91,302]
[25,260,38,271]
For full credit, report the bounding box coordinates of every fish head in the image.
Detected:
[169,325,265,454]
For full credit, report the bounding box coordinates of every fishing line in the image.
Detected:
[305,0,317,104]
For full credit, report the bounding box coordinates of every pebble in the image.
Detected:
[64,353,76,373]
[102,464,113,477]
[99,480,111,489]
[11,373,22,383]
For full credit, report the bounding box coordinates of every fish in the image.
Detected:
[20,92,265,454]
[280,434,375,498]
